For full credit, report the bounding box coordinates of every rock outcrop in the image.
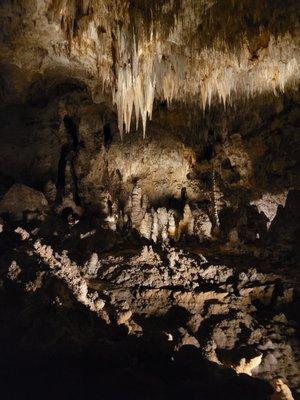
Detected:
[0,183,48,220]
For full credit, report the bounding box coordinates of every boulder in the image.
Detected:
[0,183,48,220]
[271,379,294,400]
[217,346,262,376]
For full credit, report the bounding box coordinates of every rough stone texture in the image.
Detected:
[271,379,294,400]
[0,183,48,219]
[0,202,299,398]
[0,2,299,399]
[0,89,299,223]
[0,1,299,131]
[251,191,288,224]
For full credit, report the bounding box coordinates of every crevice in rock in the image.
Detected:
[56,116,82,206]
[103,123,113,150]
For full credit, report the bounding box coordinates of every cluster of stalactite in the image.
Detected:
[47,0,300,136]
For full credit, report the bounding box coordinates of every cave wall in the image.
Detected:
[0,0,299,246]
[0,79,298,221]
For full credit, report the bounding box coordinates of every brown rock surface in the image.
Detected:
[0,183,48,219]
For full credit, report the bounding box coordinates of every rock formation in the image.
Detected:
[0,1,299,399]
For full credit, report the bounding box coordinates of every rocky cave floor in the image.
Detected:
[0,210,299,400]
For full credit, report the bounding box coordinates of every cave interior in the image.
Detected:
[0,1,299,399]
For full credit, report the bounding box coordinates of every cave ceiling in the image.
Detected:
[0,0,299,136]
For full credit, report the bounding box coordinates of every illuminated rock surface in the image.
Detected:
[0,1,299,399]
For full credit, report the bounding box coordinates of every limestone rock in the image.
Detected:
[176,327,200,349]
[217,347,262,376]
[116,310,132,325]
[44,180,57,204]
[193,208,212,240]
[131,185,144,229]
[271,379,294,400]
[140,212,152,240]
[7,261,21,281]
[25,271,45,293]
[0,184,48,220]
[251,191,288,229]
[14,227,30,240]
[94,298,106,311]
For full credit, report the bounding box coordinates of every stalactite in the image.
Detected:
[47,1,300,137]
[113,27,157,138]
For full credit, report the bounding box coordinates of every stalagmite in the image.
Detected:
[151,209,159,243]
[168,211,177,239]
[140,212,152,240]
[124,187,217,243]
[130,184,144,229]
[193,209,213,241]
[157,207,169,242]
[99,190,112,216]
[83,253,100,278]
[141,194,149,214]
[211,169,220,228]
[178,204,194,237]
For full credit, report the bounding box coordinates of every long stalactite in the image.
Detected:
[44,0,300,136]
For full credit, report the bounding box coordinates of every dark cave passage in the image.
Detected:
[56,143,70,203]
[56,144,82,207]
[63,115,79,150]
[56,116,82,207]
[103,123,113,149]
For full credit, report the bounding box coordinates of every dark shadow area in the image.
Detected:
[0,290,273,400]
[26,77,91,108]
[56,116,82,206]
[103,123,113,149]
